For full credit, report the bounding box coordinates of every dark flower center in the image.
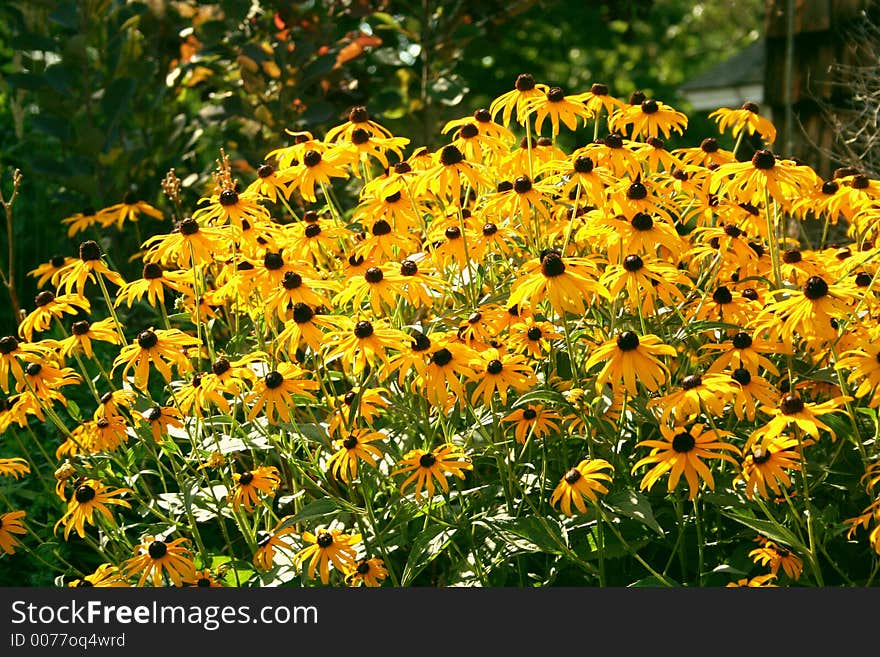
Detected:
[459,123,479,139]
[732,332,752,350]
[303,150,322,167]
[751,150,776,170]
[412,332,431,352]
[627,181,647,200]
[629,91,646,105]
[264,252,284,270]
[372,219,392,236]
[514,176,532,194]
[79,240,102,261]
[237,261,255,272]
[712,286,733,304]
[0,336,18,354]
[25,363,41,376]
[354,321,374,338]
[474,108,491,122]
[283,272,303,289]
[316,531,334,548]
[515,73,536,91]
[440,145,464,166]
[304,223,322,238]
[219,189,239,206]
[681,374,702,390]
[258,163,274,178]
[564,468,582,484]
[348,254,364,267]
[700,137,720,153]
[400,259,419,276]
[179,218,200,235]
[419,452,437,468]
[780,394,804,415]
[384,191,402,205]
[137,330,158,350]
[547,86,565,102]
[617,331,640,351]
[141,262,163,280]
[724,224,743,238]
[197,578,212,587]
[541,251,566,277]
[75,484,96,503]
[432,348,453,366]
[732,367,752,385]
[75,580,93,587]
[821,180,839,195]
[751,447,772,464]
[486,359,503,375]
[623,254,644,272]
[855,272,872,287]
[467,312,482,325]
[852,174,870,189]
[212,357,231,376]
[145,406,162,422]
[482,223,498,237]
[339,432,360,450]
[590,83,608,95]
[265,371,284,389]
[349,105,369,123]
[72,320,90,336]
[742,288,759,301]
[672,431,696,453]
[394,162,412,175]
[641,99,659,114]
[148,541,168,559]
[351,128,370,145]
[527,326,543,341]
[631,212,653,231]
[445,226,461,240]
[35,290,56,307]
[741,101,760,113]
[50,255,66,268]
[292,302,314,324]
[365,267,384,284]
[573,156,594,174]
[522,408,538,420]
[356,561,371,575]
[497,180,513,193]
[782,248,802,264]
[803,276,828,300]
[238,471,254,486]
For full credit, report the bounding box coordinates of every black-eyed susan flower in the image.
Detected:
[323,318,409,376]
[18,290,90,342]
[253,517,298,572]
[502,403,562,444]
[0,457,29,479]
[275,304,343,355]
[283,145,355,204]
[246,361,318,424]
[584,331,677,397]
[17,360,81,403]
[28,255,74,289]
[333,265,406,315]
[57,318,123,360]
[710,101,777,144]
[702,330,784,376]
[646,372,739,424]
[570,82,625,123]
[294,526,361,585]
[139,405,184,442]
[115,262,185,309]
[346,557,389,587]
[521,85,593,136]
[61,207,100,238]
[467,347,537,406]
[55,479,132,540]
[748,537,803,580]
[393,444,473,503]
[413,144,491,203]
[326,428,386,483]
[600,254,691,316]
[0,335,53,393]
[142,217,227,268]
[414,336,478,409]
[508,249,609,317]
[489,73,550,127]
[711,149,816,205]
[0,510,27,555]
[598,211,685,263]
[97,193,163,230]
[123,536,197,587]
[736,436,802,500]
[632,423,741,500]
[54,240,125,298]
[549,458,614,516]
[609,98,688,140]
[506,318,562,359]
[324,105,394,143]
[837,341,880,406]
[725,573,777,587]
[186,568,223,587]
[112,328,199,391]
[192,184,270,230]
[747,392,848,448]
[231,466,281,511]
[727,367,780,422]
[68,563,130,588]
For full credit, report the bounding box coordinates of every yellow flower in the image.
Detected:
[112,328,199,391]
[231,466,281,512]
[392,444,473,503]
[583,331,677,397]
[55,479,132,540]
[294,527,361,585]
[549,458,614,516]
[124,536,197,587]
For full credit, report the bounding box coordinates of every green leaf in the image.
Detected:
[490,517,568,555]
[722,511,806,553]
[278,499,339,529]
[605,491,665,536]
[401,525,458,585]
